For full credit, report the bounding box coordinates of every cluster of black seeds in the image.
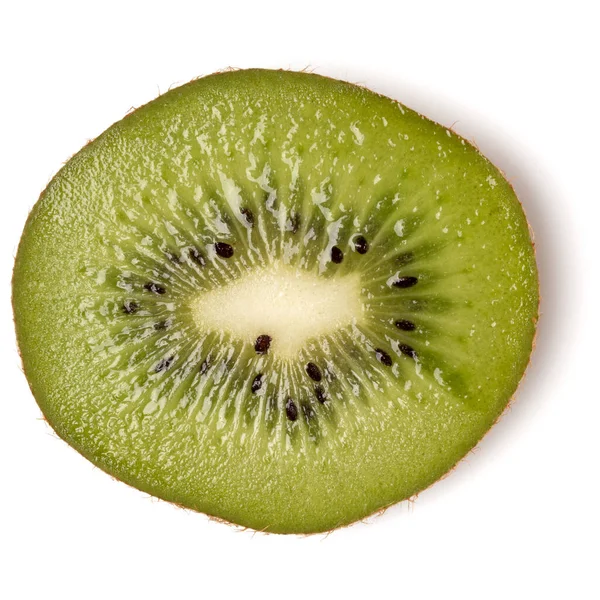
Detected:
[114,224,427,430]
[328,234,371,265]
[249,358,329,421]
[117,237,237,328]
[373,272,421,366]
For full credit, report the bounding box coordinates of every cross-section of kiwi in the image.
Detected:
[12,69,538,534]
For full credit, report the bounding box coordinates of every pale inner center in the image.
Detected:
[191,266,364,358]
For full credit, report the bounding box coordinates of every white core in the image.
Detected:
[190,266,364,358]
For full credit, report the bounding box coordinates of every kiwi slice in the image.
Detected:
[12,69,538,534]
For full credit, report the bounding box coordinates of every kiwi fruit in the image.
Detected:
[12,68,538,534]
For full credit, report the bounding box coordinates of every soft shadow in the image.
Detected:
[316,67,567,528]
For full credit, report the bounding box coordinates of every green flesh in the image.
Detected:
[13,69,538,533]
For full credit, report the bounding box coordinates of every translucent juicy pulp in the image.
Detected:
[13,69,538,533]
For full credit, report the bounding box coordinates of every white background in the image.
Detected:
[1,1,598,598]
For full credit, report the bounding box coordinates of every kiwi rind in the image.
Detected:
[12,69,538,534]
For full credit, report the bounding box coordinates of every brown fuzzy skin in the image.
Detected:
[12,67,539,536]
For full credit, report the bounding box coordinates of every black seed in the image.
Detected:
[397,251,414,266]
[123,300,139,314]
[395,319,416,331]
[286,398,298,421]
[215,242,234,258]
[291,213,301,234]
[154,319,169,330]
[301,402,315,421]
[375,348,393,366]
[199,358,211,375]
[251,373,263,393]
[144,282,166,295]
[254,334,272,354]
[354,235,369,254]
[393,276,418,288]
[189,247,206,266]
[315,385,327,403]
[399,343,417,358]
[155,355,174,373]
[241,208,254,227]
[331,246,344,264]
[305,362,322,382]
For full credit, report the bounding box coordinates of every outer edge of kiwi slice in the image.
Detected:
[12,68,539,534]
